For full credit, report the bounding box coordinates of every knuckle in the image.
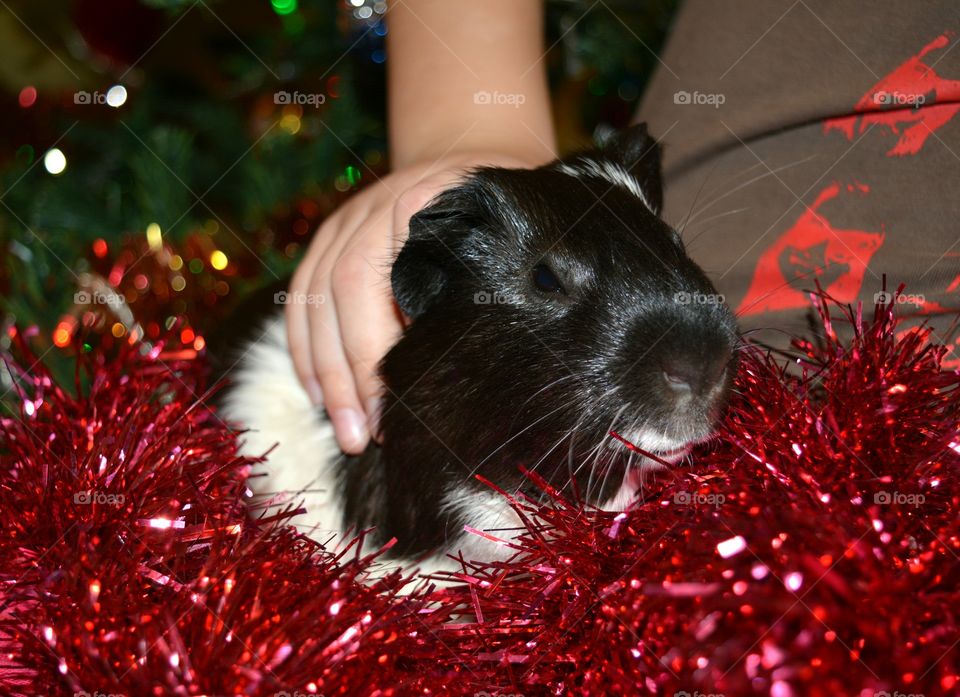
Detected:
[355,373,383,401]
[396,186,434,216]
[348,353,382,381]
[331,252,372,290]
[315,369,356,407]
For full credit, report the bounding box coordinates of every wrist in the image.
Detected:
[392,131,556,171]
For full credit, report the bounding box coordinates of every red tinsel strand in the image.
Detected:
[0,287,957,696]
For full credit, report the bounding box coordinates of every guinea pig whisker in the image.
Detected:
[569,390,620,490]
[565,411,590,503]
[471,399,572,476]
[524,427,577,481]
[510,374,580,420]
[583,402,628,504]
[683,207,751,249]
[684,154,817,230]
[574,402,618,489]
[676,171,712,238]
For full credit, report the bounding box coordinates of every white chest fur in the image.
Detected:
[219,315,646,581]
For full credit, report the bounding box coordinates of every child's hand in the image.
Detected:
[287,152,537,454]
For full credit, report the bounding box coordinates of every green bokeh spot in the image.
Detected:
[271,0,297,16]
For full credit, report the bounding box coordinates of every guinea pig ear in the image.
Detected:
[391,187,474,319]
[594,122,663,214]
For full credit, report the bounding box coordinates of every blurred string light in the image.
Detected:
[279,105,302,135]
[106,85,127,108]
[349,0,387,20]
[344,165,361,186]
[146,223,163,252]
[44,148,67,175]
[18,86,37,108]
[209,250,228,271]
[342,1,387,63]
[334,165,361,192]
[271,0,296,15]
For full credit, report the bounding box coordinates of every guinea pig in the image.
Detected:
[217,123,738,578]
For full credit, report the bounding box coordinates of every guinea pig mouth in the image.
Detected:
[606,430,699,468]
[649,444,692,465]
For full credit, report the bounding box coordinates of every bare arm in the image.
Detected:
[286,0,555,453]
[388,0,555,166]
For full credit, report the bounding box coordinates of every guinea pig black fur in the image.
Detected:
[218,124,738,577]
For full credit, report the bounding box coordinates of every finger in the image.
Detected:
[333,243,403,443]
[306,261,370,455]
[286,222,338,405]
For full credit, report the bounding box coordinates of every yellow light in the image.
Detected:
[209,250,228,270]
[169,254,183,271]
[279,113,301,135]
[111,323,126,338]
[171,276,187,292]
[146,223,162,251]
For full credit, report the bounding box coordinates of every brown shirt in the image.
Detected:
[636,0,960,366]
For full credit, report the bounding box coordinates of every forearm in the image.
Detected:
[386,0,556,167]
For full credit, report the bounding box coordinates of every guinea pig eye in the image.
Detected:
[533,263,565,294]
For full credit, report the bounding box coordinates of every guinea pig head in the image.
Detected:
[382,124,738,509]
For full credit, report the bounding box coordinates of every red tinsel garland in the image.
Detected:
[1,291,958,696]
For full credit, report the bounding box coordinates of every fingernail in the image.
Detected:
[304,378,323,406]
[332,408,367,452]
[366,397,382,441]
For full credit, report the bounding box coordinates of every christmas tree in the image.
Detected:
[0,0,676,384]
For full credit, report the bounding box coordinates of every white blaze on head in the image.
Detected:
[555,159,657,214]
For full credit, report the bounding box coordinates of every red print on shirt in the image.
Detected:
[737,182,885,316]
[824,33,960,156]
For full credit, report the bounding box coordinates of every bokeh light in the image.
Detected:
[43,148,67,175]
[210,250,228,270]
[271,0,297,15]
[146,223,163,251]
[18,86,37,108]
[106,85,127,108]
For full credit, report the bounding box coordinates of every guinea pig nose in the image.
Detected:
[662,360,697,394]
[661,357,728,396]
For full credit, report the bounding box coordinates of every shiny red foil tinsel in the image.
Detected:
[1,290,958,696]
